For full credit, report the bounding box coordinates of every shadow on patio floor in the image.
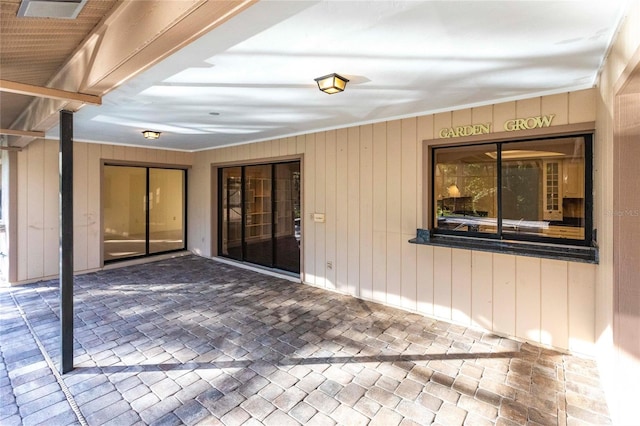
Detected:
[1,255,611,426]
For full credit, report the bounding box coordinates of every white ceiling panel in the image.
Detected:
[48,0,628,151]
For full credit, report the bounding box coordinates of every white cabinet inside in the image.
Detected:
[562,160,584,198]
[543,160,563,221]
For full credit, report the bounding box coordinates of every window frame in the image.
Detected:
[420,131,597,263]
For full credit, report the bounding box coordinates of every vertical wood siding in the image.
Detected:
[16,141,192,281]
[189,89,598,355]
[325,131,337,292]
[17,90,598,356]
[595,4,640,422]
[359,125,373,301]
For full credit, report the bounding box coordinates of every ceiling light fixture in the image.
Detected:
[314,73,349,94]
[142,130,161,140]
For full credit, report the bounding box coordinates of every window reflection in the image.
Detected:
[103,166,147,261]
[501,138,585,239]
[149,169,185,254]
[103,165,186,262]
[221,167,242,260]
[434,136,587,241]
[434,144,498,234]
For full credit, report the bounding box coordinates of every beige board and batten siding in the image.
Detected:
[15,139,192,283]
[594,2,640,424]
[423,90,596,355]
[191,89,597,355]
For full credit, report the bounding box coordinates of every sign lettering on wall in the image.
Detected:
[503,114,555,131]
[439,114,555,139]
[439,123,491,139]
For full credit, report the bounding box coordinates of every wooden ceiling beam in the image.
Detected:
[0,79,101,105]
[0,127,45,138]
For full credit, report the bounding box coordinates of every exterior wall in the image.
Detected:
[6,7,637,422]
[12,139,192,283]
[595,2,640,424]
[189,89,598,356]
[1,150,18,283]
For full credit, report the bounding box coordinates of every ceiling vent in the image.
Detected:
[17,0,87,19]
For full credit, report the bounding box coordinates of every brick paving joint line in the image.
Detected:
[0,255,612,426]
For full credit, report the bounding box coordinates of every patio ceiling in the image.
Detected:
[0,0,630,151]
[0,0,119,130]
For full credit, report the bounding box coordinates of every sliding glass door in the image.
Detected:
[244,164,273,267]
[219,161,300,273]
[149,168,186,254]
[220,167,242,261]
[273,162,301,272]
[103,166,147,260]
[104,165,186,262]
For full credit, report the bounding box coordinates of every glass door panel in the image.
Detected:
[220,167,242,260]
[149,168,185,254]
[244,165,273,267]
[218,161,300,273]
[274,162,301,272]
[103,166,147,261]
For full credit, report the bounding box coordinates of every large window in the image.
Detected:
[103,165,186,262]
[433,134,592,247]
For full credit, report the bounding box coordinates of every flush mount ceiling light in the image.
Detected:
[314,73,349,94]
[142,130,161,140]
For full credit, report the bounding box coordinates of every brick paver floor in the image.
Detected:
[0,255,611,425]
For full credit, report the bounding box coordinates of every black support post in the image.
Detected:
[60,110,74,374]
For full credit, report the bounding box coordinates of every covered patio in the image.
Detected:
[1,255,610,425]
